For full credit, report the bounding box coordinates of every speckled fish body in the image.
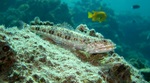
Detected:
[29,25,116,54]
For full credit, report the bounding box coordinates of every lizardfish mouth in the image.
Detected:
[85,42,116,54]
[98,45,116,53]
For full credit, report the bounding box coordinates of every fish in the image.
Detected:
[88,11,107,23]
[29,20,116,54]
[132,4,140,9]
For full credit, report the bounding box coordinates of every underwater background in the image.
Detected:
[0,0,150,77]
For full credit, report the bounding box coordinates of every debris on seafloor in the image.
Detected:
[0,18,148,83]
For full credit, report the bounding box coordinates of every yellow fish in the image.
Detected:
[88,11,107,23]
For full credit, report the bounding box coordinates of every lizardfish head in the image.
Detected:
[85,39,116,54]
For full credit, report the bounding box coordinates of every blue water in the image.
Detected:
[66,0,150,17]
[101,0,150,17]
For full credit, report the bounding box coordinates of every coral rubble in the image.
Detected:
[0,20,148,83]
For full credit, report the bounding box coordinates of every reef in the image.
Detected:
[0,19,148,83]
[0,0,73,27]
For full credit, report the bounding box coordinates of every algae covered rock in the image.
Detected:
[0,21,148,83]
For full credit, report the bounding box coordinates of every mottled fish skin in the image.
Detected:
[29,25,116,54]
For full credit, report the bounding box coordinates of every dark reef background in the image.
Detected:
[0,0,150,78]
